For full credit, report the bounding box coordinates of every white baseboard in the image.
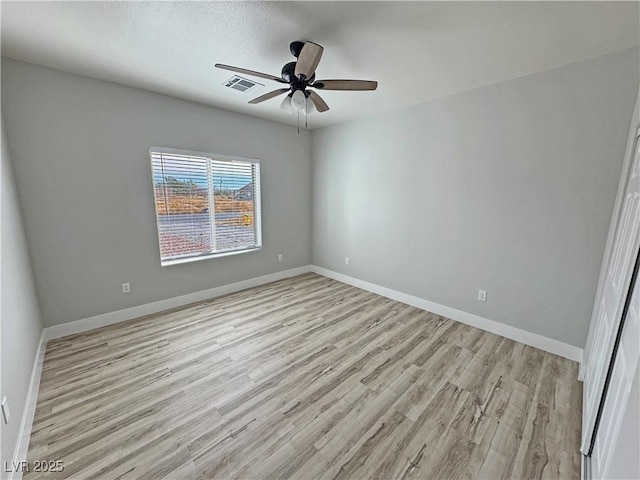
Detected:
[43,266,311,340]
[310,265,584,363]
[10,330,46,480]
[41,262,583,358]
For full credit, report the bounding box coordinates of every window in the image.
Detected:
[150,147,262,266]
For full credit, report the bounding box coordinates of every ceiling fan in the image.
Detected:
[215,41,378,114]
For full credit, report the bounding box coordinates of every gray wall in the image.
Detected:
[1,120,43,476]
[311,48,639,348]
[1,58,312,327]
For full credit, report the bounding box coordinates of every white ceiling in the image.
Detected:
[1,1,638,129]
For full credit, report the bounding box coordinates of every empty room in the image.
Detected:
[1,2,639,479]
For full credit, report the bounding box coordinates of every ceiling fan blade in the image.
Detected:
[308,90,329,113]
[215,64,286,84]
[311,79,378,91]
[294,42,324,79]
[248,88,289,104]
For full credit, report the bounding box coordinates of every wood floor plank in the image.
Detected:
[24,273,581,479]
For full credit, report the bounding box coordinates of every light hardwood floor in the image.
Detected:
[25,273,581,479]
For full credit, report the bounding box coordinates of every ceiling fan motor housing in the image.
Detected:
[281,62,314,89]
[289,41,305,58]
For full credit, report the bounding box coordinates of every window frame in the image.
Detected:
[149,147,262,267]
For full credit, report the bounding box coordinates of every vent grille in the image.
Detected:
[223,75,263,93]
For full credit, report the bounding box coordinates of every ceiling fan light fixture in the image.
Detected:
[281,94,316,115]
[280,95,292,113]
[306,97,316,114]
[291,89,306,112]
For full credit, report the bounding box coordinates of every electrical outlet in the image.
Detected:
[122,283,131,294]
[478,290,487,302]
[345,257,350,265]
[1,396,9,424]
[278,254,283,262]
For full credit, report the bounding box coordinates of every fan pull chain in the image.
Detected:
[297,110,300,134]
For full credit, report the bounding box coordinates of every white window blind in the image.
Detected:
[150,147,262,266]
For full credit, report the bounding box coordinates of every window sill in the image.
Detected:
[160,247,261,267]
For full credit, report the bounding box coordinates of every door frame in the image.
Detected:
[581,117,640,455]
[581,123,640,381]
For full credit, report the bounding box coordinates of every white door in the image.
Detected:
[591,256,640,478]
[582,129,640,454]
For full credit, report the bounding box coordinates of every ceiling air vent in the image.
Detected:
[223,75,263,94]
